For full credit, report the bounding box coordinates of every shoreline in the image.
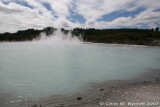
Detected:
[83,42,160,48]
[1,41,160,48]
[24,70,160,107]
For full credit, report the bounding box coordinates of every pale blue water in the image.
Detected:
[0,42,160,106]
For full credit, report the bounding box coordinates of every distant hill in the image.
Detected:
[0,27,160,46]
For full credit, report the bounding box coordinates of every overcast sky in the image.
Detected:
[0,0,160,33]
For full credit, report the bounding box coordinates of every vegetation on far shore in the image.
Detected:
[0,27,160,46]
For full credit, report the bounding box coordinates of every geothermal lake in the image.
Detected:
[0,41,160,106]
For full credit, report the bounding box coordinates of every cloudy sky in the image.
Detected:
[0,0,160,33]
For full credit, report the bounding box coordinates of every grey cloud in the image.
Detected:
[0,6,23,13]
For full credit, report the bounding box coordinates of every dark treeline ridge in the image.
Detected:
[0,27,160,46]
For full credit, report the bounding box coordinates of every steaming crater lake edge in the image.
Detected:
[0,42,160,107]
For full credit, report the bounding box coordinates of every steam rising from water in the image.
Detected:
[35,29,82,45]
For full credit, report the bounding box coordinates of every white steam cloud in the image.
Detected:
[34,29,82,45]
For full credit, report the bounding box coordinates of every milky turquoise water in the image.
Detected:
[0,42,160,106]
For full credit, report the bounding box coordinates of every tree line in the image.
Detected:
[0,27,160,46]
